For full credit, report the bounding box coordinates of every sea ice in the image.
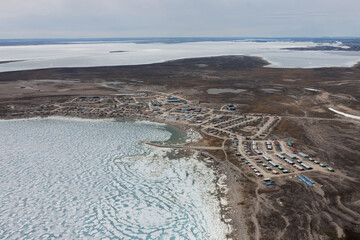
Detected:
[0,41,359,72]
[0,118,229,239]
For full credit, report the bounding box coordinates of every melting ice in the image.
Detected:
[0,117,229,239]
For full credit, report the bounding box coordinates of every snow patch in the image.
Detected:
[328,108,360,120]
[186,128,203,143]
[304,88,320,92]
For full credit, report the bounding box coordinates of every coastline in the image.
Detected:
[1,114,245,240]
[136,116,250,240]
[1,52,359,239]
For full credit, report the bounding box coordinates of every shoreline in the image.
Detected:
[0,53,359,239]
[0,118,231,239]
[1,40,360,72]
[1,114,244,239]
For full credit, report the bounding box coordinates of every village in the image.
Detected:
[4,92,335,187]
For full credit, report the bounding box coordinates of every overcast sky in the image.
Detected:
[0,0,359,38]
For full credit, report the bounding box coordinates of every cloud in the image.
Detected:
[0,0,359,38]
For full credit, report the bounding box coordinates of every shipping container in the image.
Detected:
[300,163,312,170]
[286,153,297,159]
[298,152,309,158]
[285,158,294,165]
[294,164,304,171]
[269,161,279,167]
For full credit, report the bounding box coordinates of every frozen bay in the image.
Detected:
[0,117,229,239]
[0,40,360,72]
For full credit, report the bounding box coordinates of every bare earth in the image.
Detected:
[0,56,359,240]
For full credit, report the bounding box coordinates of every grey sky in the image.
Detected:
[0,0,359,38]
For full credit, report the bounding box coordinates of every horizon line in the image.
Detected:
[1,36,360,40]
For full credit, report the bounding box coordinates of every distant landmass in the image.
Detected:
[109,50,127,53]
[284,43,360,51]
[1,37,360,46]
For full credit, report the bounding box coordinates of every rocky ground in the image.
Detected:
[0,55,359,239]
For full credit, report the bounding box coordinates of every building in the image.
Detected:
[167,97,181,103]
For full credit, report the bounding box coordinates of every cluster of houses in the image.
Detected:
[242,138,335,179]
